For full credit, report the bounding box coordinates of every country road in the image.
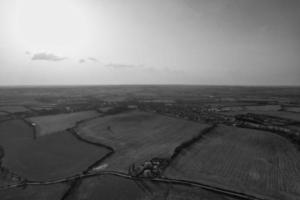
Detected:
[0,170,271,200]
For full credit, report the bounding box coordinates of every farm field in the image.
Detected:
[244,104,281,111]
[288,125,300,132]
[0,120,109,180]
[141,181,234,200]
[0,147,18,187]
[0,115,11,123]
[284,106,300,113]
[65,175,144,200]
[0,106,29,113]
[221,104,282,112]
[29,111,99,136]
[0,111,7,116]
[164,125,300,200]
[221,110,300,121]
[66,175,230,200]
[0,183,69,200]
[0,169,21,188]
[77,110,210,172]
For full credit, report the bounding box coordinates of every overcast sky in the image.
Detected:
[0,0,299,86]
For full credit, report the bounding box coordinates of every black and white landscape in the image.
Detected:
[0,0,300,200]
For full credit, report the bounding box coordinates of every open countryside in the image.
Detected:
[0,86,299,200]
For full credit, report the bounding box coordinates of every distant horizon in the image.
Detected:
[0,83,300,88]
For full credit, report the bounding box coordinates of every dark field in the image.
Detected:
[0,85,299,200]
[0,120,109,180]
[0,183,69,200]
[65,175,230,200]
[65,175,144,200]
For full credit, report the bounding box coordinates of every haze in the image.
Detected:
[0,0,299,86]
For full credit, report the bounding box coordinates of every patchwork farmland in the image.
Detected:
[0,85,299,200]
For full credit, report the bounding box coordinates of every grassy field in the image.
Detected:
[0,106,29,113]
[0,183,69,200]
[289,125,300,132]
[244,105,281,111]
[164,125,300,200]
[221,110,300,121]
[219,103,300,121]
[29,111,99,136]
[0,120,109,180]
[221,105,281,112]
[284,106,300,113]
[77,110,210,172]
[0,111,8,116]
[140,181,233,200]
[0,146,18,187]
[0,116,11,123]
[65,175,230,200]
[65,175,144,200]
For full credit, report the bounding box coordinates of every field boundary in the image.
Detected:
[60,114,116,200]
[168,124,217,166]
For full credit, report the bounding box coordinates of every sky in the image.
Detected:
[0,0,299,86]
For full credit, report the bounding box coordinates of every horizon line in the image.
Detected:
[0,83,299,88]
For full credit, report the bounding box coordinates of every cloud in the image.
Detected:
[79,59,85,63]
[162,67,184,74]
[103,62,183,76]
[31,53,67,61]
[78,57,98,64]
[105,63,143,69]
[88,57,98,62]
[25,51,31,55]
